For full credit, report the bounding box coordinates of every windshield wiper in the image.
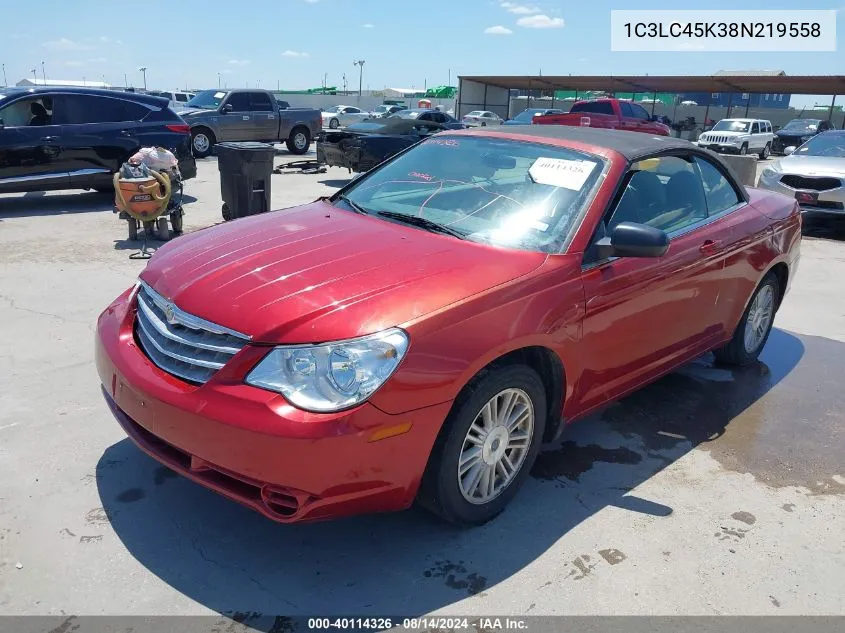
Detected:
[376,210,466,239]
[336,194,369,215]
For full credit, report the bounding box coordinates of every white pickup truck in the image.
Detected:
[696,118,775,159]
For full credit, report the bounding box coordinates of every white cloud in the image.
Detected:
[484,25,513,35]
[362,23,375,28]
[64,61,84,67]
[516,14,564,28]
[500,2,540,14]
[99,36,123,44]
[43,38,94,51]
[228,59,250,66]
[282,50,310,57]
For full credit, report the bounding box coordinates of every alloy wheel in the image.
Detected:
[458,388,534,504]
[744,284,774,353]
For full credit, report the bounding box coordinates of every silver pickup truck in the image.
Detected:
[178,89,321,157]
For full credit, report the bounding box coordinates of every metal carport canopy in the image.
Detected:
[458,75,845,95]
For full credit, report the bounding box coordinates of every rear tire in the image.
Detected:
[191,128,215,158]
[286,126,311,155]
[759,143,771,160]
[418,365,547,526]
[329,118,339,129]
[127,218,138,241]
[713,272,779,366]
[156,216,170,241]
[170,210,183,235]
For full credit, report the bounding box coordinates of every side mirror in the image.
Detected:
[784,146,796,155]
[595,222,669,259]
[221,103,233,113]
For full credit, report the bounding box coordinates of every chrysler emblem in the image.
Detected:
[164,304,177,324]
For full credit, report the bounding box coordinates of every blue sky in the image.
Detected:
[3,0,844,106]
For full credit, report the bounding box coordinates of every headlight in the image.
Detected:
[245,328,409,412]
[760,166,780,181]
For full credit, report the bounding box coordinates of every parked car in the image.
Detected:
[388,108,466,129]
[758,130,845,216]
[317,117,445,172]
[696,118,774,158]
[147,89,195,112]
[96,125,800,526]
[462,110,504,127]
[179,89,321,157]
[772,118,833,155]
[0,87,196,195]
[321,105,370,129]
[504,108,564,125]
[533,98,671,136]
[370,104,407,119]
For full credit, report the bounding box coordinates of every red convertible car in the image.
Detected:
[96,126,801,526]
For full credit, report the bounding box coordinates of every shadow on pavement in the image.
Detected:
[0,191,113,218]
[317,179,353,188]
[96,328,845,624]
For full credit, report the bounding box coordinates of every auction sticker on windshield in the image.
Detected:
[529,158,596,190]
[214,92,226,99]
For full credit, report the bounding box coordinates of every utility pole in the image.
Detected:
[31,68,37,83]
[124,72,128,88]
[353,60,366,97]
[218,72,221,88]
[2,63,7,87]
[138,66,147,90]
[41,61,46,83]
[342,73,347,95]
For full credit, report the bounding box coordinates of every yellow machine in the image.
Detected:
[113,168,174,259]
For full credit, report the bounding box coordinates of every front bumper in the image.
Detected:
[696,141,744,154]
[757,174,845,215]
[95,288,449,523]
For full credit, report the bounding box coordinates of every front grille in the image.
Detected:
[703,134,735,145]
[134,282,250,384]
[779,175,842,191]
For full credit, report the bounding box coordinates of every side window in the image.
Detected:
[346,107,361,114]
[433,112,447,123]
[606,156,708,235]
[619,102,635,117]
[58,95,148,124]
[418,112,434,121]
[751,122,760,134]
[630,103,651,121]
[694,156,742,215]
[224,93,252,111]
[175,93,188,103]
[249,92,274,112]
[569,101,614,115]
[0,96,54,127]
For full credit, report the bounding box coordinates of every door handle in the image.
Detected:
[40,136,59,142]
[119,129,133,137]
[699,239,722,254]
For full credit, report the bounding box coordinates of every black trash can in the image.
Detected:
[216,142,276,220]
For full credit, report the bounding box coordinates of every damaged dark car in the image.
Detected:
[316,118,447,173]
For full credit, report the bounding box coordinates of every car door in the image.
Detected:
[749,122,761,150]
[248,91,278,141]
[628,102,658,133]
[342,107,366,126]
[217,92,253,141]
[574,154,727,411]
[0,93,67,191]
[53,93,148,184]
[616,101,640,132]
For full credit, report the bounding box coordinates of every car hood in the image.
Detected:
[702,130,748,137]
[177,107,213,117]
[776,155,845,176]
[139,200,547,343]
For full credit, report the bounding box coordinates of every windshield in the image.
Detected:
[513,109,543,122]
[781,119,820,133]
[185,90,227,109]
[372,106,390,113]
[792,133,845,158]
[334,135,605,253]
[712,120,750,132]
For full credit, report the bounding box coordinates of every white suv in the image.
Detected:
[697,118,774,159]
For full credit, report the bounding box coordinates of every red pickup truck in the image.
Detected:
[533,98,671,136]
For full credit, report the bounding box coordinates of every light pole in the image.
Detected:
[2,63,7,87]
[138,66,147,90]
[124,72,128,88]
[41,61,46,83]
[353,60,365,97]
[342,73,347,95]
[217,72,221,88]
[31,68,37,83]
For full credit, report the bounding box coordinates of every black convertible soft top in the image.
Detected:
[462,124,697,161]
[346,118,446,136]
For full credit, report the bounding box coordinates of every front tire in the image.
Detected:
[286,126,311,155]
[418,365,547,526]
[759,143,771,160]
[191,128,215,158]
[714,272,778,366]
[739,143,748,155]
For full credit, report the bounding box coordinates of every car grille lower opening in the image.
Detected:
[780,175,841,191]
[134,283,249,384]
